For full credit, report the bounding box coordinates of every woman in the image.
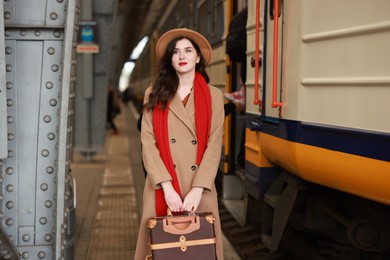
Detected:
[134,28,224,259]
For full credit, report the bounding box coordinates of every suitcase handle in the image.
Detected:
[166,208,195,216]
[163,215,201,235]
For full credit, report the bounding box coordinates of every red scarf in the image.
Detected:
[153,72,211,216]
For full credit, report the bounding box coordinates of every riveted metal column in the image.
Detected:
[0,3,6,159]
[73,0,94,159]
[106,0,120,89]
[0,4,19,259]
[80,0,93,98]
[56,1,79,259]
[74,0,120,158]
[1,0,79,259]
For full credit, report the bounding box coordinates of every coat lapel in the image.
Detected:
[169,92,196,137]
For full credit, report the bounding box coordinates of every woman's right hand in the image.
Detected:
[160,181,183,212]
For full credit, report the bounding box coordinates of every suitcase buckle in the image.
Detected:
[180,235,187,252]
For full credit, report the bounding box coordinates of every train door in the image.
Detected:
[221,3,248,225]
[225,6,247,172]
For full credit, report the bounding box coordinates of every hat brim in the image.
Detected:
[156,28,212,64]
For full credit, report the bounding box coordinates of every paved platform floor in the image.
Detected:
[72,104,241,259]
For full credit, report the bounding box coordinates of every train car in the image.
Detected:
[241,0,390,258]
[129,0,390,259]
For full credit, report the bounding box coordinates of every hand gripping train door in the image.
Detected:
[147,212,217,259]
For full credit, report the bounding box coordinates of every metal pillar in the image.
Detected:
[0,3,6,159]
[74,0,123,159]
[1,0,79,259]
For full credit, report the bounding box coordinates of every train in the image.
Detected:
[128,0,390,259]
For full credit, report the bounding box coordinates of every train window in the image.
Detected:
[212,0,224,41]
[197,1,208,38]
[187,0,196,27]
[177,0,186,27]
[211,0,218,36]
[196,0,224,46]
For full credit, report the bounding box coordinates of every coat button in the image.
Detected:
[171,138,176,143]
[191,165,196,171]
[191,140,197,145]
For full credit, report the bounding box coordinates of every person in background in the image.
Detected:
[121,87,133,106]
[134,28,225,259]
[107,89,119,135]
[224,81,245,117]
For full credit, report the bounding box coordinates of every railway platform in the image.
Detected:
[71,103,241,259]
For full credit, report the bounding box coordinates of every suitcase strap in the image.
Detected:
[150,235,216,252]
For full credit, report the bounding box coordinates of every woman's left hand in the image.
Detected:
[181,187,204,212]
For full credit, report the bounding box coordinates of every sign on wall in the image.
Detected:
[77,21,100,53]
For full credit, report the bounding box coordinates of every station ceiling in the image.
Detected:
[119,0,169,62]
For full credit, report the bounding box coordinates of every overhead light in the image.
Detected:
[130,36,149,60]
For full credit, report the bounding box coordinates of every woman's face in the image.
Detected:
[171,38,200,75]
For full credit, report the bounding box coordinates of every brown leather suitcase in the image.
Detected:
[147,212,217,259]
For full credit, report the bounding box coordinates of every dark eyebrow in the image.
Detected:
[174,46,194,51]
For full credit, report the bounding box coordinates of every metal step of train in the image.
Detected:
[219,201,284,260]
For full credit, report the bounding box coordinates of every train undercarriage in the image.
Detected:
[222,169,390,260]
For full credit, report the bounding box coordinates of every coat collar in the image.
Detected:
[169,91,196,137]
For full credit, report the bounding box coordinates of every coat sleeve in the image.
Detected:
[141,87,173,189]
[192,86,224,191]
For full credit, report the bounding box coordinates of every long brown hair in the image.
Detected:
[144,37,209,111]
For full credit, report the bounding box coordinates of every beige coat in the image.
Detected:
[134,85,225,260]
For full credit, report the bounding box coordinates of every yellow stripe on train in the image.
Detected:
[245,128,390,206]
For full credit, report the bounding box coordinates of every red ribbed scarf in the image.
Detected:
[153,72,211,217]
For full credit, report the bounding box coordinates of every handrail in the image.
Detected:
[272,0,282,108]
[223,0,233,174]
[253,0,261,106]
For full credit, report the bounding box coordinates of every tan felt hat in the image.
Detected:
[156,28,212,64]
